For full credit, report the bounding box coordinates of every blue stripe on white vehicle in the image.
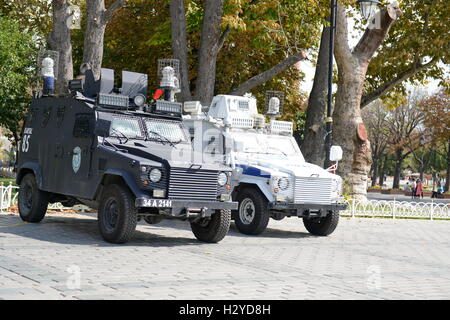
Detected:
[236,164,271,178]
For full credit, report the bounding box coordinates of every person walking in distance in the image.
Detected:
[411,179,417,199]
[415,179,424,199]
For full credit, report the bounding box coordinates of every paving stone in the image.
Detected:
[0,213,449,299]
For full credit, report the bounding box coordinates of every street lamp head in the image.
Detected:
[357,0,380,20]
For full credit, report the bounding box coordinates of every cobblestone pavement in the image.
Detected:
[0,212,449,300]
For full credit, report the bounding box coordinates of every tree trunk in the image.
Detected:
[378,155,386,186]
[301,27,330,166]
[419,167,425,182]
[445,139,450,192]
[170,0,192,102]
[194,0,225,106]
[378,154,387,186]
[332,4,402,200]
[48,0,73,95]
[82,0,125,80]
[371,157,379,187]
[393,148,403,189]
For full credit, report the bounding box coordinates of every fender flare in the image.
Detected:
[16,162,43,188]
[237,177,275,202]
[96,169,146,199]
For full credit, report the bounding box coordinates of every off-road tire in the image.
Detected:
[303,210,339,236]
[190,209,231,243]
[98,184,137,244]
[235,188,270,235]
[18,173,48,223]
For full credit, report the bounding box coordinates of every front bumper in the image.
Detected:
[270,201,348,212]
[135,197,238,215]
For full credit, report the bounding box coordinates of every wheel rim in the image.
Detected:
[239,198,255,225]
[103,198,119,231]
[19,184,33,211]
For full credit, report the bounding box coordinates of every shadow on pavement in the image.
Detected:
[0,214,207,248]
[227,222,316,239]
[0,213,318,247]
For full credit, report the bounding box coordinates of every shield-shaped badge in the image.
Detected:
[72,146,81,173]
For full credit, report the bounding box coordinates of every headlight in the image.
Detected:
[218,172,228,186]
[133,94,146,107]
[149,168,162,183]
[278,177,290,190]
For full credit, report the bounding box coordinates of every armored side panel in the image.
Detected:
[18,97,97,199]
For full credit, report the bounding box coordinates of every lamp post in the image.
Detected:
[324,0,380,169]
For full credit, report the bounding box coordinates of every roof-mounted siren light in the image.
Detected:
[157,59,180,102]
[37,50,59,97]
[265,91,284,118]
[184,101,203,115]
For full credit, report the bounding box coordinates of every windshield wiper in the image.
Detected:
[267,146,287,156]
[110,127,129,144]
[101,137,128,153]
[146,130,177,147]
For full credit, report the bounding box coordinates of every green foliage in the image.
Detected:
[0,0,52,43]
[85,0,332,117]
[0,16,37,142]
[365,0,450,99]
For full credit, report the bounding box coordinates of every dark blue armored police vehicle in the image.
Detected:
[16,67,237,244]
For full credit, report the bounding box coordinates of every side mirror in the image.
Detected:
[330,145,343,162]
[94,119,111,137]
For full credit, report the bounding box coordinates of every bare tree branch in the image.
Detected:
[353,3,402,62]
[216,27,231,53]
[361,57,438,108]
[102,0,126,24]
[230,51,307,96]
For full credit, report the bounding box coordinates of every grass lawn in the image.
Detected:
[0,177,16,186]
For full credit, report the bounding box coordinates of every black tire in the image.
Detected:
[144,215,163,225]
[190,209,231,243]
[98,184,137,244]
[303,210,339,236]
[235,188,269,235]
[18,173,48,223]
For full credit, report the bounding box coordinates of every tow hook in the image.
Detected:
[186,207,208,218]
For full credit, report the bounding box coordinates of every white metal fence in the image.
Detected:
[0,184,449,219]
[0,183,81,212]
[340,198,450,220]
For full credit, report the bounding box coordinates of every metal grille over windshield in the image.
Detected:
[143,118,188,143]
[109,115,144,139]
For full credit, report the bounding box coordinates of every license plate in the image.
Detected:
[142,199,172,208]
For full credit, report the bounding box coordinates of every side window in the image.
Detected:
[73,113,94,138]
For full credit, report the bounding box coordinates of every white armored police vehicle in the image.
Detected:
[183,92,347,236]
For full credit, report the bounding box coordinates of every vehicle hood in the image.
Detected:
[111,141,231,172]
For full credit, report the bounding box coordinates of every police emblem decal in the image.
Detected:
[72,147,81,173]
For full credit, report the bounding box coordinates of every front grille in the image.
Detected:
[168,167,218,201]
[294,177,332,205]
